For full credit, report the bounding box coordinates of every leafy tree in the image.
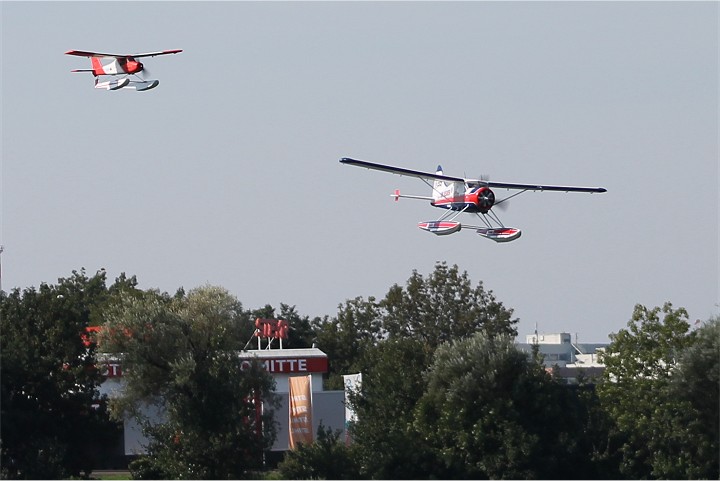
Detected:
[313,297,383,389]
[597,302,701,479]
[100,285,278,479]
[381,262,517,352]
[277,424,360,480]
[569,380,623,479]
[315,263,516,390]
[415,332,601,479]
[348,337,435,479]
[665,315,720,479]
[303,263,519,477]
[0,269,121,479]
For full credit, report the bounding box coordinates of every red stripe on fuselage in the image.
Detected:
[433,194,481,212]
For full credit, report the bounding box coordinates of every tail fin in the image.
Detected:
[91,57,105,76]
[432,165,448,202]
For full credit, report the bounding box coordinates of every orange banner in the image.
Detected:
[288,375,313,448]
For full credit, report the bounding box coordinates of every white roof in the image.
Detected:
[238,347,327,359]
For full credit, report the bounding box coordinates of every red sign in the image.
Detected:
[104,363,123,377]
[254,318,289,339]
[240,357,328,374]
[97,356,328,378]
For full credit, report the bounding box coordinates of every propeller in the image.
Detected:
[494,198,510,211]
[477,174,510,211]
[139,66,151,80]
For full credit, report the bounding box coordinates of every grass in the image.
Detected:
[91,470,131,480]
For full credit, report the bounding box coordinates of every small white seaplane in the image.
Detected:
[340,157,606,242]
[65,49,182,91]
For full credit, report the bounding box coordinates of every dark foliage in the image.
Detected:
[277,424,361,480]
[0,270,122,479]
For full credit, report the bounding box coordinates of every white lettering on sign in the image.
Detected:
[99,356,323,378]
[238,357,322,373]
[240,359,310,372]
[106,363,122,377]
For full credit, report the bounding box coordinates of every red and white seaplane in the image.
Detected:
[340,157,606,242]
[65,49,182,91]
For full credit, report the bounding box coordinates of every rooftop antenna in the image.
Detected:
[0,245,4,292]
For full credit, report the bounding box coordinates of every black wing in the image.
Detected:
[340,158,606,193]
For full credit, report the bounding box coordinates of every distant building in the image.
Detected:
[516,332,608,384]
[236,348,345,452]
[94,320,347,457]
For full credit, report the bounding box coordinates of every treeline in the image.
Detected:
[1,263,718,479]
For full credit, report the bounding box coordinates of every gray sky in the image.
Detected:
[2,1,717,342]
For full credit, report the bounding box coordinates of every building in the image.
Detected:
[236,347,345,452]
[96,323,347,456]
[516,332,608,383]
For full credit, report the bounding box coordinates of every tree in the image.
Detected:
[314,262,517,390]
[100,285,278,479]
[415,332,601,479]
[312,297,383,390]
[664,315,720,479]
[304,263,519,477]
[597,302,703,479]
[277,424,360,480]
[0,269,121,479]
[348,338,436,479]
[381,262,517,352]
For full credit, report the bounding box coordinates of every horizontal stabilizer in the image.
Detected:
[391,190,433,202]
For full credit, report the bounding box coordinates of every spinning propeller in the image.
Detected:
[476,174,510,212]
[138,65,151,80]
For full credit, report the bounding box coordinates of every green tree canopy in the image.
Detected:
[381,262,517,351]
[597,302,711,479]
[348,338,435,479]
[315,262,517,390]
[319,262,520,477]
[313,296,383,389]
[666,315,720,479]
[277,424,360,480]
[416,332,601,479]
[100,285,278,479]
[0,269,120,479]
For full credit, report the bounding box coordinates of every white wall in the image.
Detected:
[270,390,346,451]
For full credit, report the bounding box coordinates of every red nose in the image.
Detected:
[469,187,495,213]
[125,60,143,73]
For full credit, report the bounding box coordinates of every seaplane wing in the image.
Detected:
[482,180,606,193]
[341,156,606,242]
[65,49,182,59]
[340,157,606,193]
[340,158,464,183]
